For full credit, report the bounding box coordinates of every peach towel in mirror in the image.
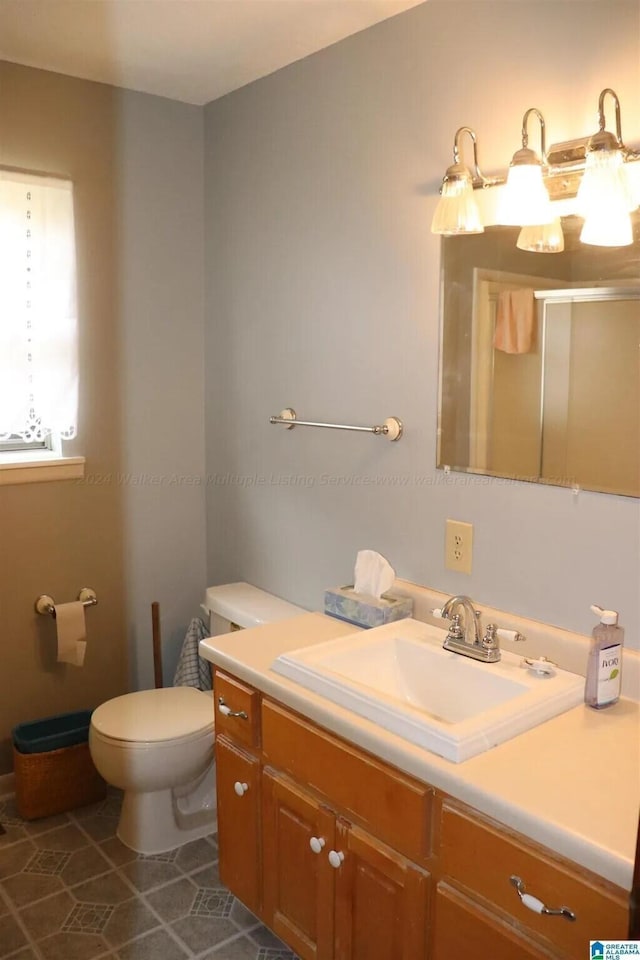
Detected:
[494,288,536,354]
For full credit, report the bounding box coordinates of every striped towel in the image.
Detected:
[173,617,212,691]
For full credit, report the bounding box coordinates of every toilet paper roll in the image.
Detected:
[54,601,87,667]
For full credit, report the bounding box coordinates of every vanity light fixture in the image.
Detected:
[431,127,499,236]
[497,108,555,228]
[431,87,640,251]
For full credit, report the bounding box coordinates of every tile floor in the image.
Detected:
[0,789,299,960]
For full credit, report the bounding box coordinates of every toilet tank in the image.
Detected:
[203,582,306,636]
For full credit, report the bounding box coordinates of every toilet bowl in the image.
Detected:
[89,686,216,854]
[89,582,305,854]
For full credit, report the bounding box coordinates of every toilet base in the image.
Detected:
[117,764,217,854]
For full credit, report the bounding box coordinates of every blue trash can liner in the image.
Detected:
[12,710,93,754]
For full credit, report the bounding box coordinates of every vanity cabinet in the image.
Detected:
[431,883,554,960]
[436,800,629,958]
[212,668,630,960]
[262,768,429,960]
[213,671,262,915]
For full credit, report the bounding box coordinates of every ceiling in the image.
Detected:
[0,0,425,105]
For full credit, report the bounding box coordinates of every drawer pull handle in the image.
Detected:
[218,697,248,720]
[510,876,576,922]
[234,781,249,797]
[310,837,326,854]
[328,850,345,869]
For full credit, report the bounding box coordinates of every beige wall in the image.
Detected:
[0,64,127,772]
[0,63,206,774]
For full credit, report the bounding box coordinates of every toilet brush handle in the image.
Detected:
[218,697,248,720]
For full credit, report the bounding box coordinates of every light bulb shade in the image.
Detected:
[497,160,554,227]
[580,207,633,246]
[431,170,484,236]
[576,147,636,218]
[517,218,565,253]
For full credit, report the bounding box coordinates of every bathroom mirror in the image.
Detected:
[437,214,640,497]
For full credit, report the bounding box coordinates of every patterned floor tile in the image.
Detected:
[0,792,300,960]
[175,836,216,874]
[116,927,189,959]
[143,875,197,923]
[118,857,182,893]
[2,871,65,908]
[0,840,37,879]
[59,846,112,887]
[32,823,89,852]
[0,912,29,957]
[2,948,39,960]
[72,871,133,905]
[101,897,159,948]
[37,929,110,960]
[170,914,239,954]
[19,889,75,941]
[200,936,261,959]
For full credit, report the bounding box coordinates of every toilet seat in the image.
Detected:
[91,687,213,743]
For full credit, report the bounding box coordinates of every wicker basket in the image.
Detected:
[13,742,106,820]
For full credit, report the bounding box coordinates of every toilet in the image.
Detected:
[89,583,305,854]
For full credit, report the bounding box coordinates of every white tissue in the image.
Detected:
[54,601,87,667]
[353,550,395,600]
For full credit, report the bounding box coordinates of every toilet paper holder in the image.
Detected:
[35,588,98,618]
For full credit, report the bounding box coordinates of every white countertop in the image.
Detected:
[200,612,640,891]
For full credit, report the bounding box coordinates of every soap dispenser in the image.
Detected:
[584,605,624,709]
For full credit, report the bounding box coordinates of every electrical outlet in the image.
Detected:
[445,519,473,574]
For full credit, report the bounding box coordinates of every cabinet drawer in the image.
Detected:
[213,670,260,749]
[262,699,432,863]
[439,802,628,957]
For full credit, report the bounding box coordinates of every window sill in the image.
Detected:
[0,453,85,485]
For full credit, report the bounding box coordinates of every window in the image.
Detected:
[0,169,78,455]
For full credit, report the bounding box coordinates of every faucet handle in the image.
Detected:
[496,628,527,644]
[446,613,465,641]
[482,623,499,651]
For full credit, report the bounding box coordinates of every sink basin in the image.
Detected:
[271,619,584,762]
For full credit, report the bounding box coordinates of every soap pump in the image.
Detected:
[584,605,624,709]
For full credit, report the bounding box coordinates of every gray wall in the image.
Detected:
[115,91,206,688]
[203,0,640,646]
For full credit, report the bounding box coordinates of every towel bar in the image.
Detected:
[269,408,403,441]
[35,588,98,618]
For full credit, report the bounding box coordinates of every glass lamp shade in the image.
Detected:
[578,147,634,246]
[431,171,484,236]
[580,207,633,247]
[517,218,565,253]
[577,148,636,217]
[497,162,554,227]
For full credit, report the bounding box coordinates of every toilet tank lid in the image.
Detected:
[91,687,213,742]
[204,582,306,628]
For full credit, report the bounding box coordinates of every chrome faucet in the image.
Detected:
[438,595,500,663]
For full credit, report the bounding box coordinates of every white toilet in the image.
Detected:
[89,583,305,854]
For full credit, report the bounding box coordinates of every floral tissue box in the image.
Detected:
[324,586,413,629]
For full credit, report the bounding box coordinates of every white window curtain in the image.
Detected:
[0,169,78,441]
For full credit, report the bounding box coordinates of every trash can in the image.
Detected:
[12,710,106,820]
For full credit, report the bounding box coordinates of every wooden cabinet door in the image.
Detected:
[215,736,261,915]
[262,769,335,960]
[333,820,429,960]
[432,883,555,960]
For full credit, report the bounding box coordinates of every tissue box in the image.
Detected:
[324,586,413,629]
